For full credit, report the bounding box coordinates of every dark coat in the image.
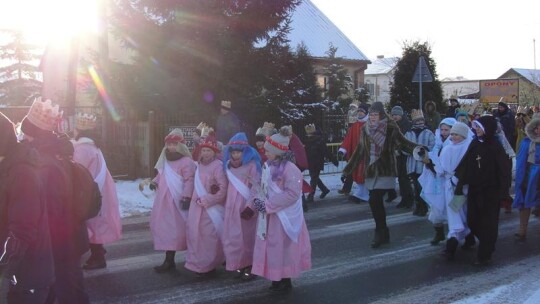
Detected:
[343,116,418,179]
[31,135,90,261]
[216,111,242,143]
[0,142,55,291]
[304,133,336,172]
[424,101,442,132]
[495,104,516,147]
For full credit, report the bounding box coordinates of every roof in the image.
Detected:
[504,68,540,84]
[287,0,369,61]
[364,57,399,75]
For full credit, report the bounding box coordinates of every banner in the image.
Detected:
[479,79,519,104]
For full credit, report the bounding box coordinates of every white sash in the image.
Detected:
[195,167,225,238]
[94,151,107,193]
[164,161,187,220]
[226,168,250,201]
[268,177,304,243]
[256,164,271,240]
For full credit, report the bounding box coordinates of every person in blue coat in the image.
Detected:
[512,117,540,241]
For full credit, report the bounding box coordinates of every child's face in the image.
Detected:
[256,140,264,149]
[200,147,215,161]
[473,123,484,136]
[230,150,243,161]
[166,142,178,152]
[265,150,277,161]
[439,124,451,139]
[450,133,465,144]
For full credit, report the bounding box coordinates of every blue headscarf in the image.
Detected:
[223,132,262,172]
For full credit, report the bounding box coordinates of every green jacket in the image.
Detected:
[344,116,418,179]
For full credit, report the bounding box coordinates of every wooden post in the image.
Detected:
[148,110,156,178]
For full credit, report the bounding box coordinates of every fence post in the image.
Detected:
[148,110,155,178]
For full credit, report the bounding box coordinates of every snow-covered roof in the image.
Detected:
[507,68,540,85]
[287,0,369,61]
[364,57,399,75]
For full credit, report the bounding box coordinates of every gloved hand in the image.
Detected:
[149,182,158,191]
[332,160,339,167]
[340,175,347,183]
[210,184,220,194]
[449,195,466,212]
[240,207,255,220]
[180,197,191,210]
[253,198,266,213]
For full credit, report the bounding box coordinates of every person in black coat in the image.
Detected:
[19,99,91,304]
[494,101,516,150]
[303,124,339,202]
[454,115,512,266]
[0,112,55,304]
[445,98,460,118]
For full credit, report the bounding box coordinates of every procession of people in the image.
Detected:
[1,96,538,303]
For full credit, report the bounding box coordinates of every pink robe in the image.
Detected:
[150,157,195,251]
[251,161,312,281]
[185,159,228,273]
[72,139,122,244]
[222,161,260,271]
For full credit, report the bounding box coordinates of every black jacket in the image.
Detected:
[0,142,55,291]
[304,133,336,172]
[31,135,90,261]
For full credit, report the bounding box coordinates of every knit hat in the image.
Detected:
[226,132,249,150]
[255,122,276,137]
[358,103,370,114]
[21,97,63,137]
[349,100,359,109]
[370,102,386,117]
[0,112,17,157]
[165,128,186,144]
[410,109,424,121]
[455,109,470,122]
[450,122,469,139]
[391,105,404,116]
[75,112,98,130]
[264,126,291,156]
[198,134,221,153]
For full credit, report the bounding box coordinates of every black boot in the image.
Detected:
[441,237,458,261]
[154,251,176,273]
[430,226,445,245]
[461,233,476,250]
[385,190,397,203]
[270,278,292,292]
[371,227,390,249]
[83,244,107,270]
[413,201,428,216]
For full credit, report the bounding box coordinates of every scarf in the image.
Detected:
[165,151,183,161]
[367,119,387,165]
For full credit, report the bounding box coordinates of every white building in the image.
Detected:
[364,56,399,104]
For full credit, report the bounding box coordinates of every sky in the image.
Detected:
[310,0,540,80]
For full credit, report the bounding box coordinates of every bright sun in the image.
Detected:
[0,0,99,47]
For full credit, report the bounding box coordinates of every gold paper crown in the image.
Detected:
[26,97,63,131]
[75,112,98,130]
[304,123,316,134]
[517,106,528,115]
[263,121,275,130]
[221,100,232,109]
[256,121,276,137]
[410,109,424,121]
[196,122,208,131]
[201,126,214,137]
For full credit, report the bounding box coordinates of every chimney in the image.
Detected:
[377,55,384,59]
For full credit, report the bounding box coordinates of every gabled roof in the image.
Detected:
[287,0,369,61]
[365,57,399,75]
[502,68,540,85]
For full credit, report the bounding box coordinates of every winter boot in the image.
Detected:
[514,208,531,242]
[441,237,458,261]
[430,225,445,246]
[461,233,476,250]
[385,190,398,203]
[83,244,107,270]
[154,251,176,273]
[319,189,330,199]
[371,227,390,249]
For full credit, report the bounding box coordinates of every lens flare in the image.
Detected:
[88,65,121,121]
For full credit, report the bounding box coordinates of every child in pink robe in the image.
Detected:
[72,114,122,270]
[251,127,312,292]
[150,129,195,273]
[222,132,261,280]
[185,134,228,275]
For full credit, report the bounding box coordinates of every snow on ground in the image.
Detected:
[116,173,346,219]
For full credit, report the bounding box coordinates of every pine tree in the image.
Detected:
[389,41,444,114]
[0,30,42,105]
[323,43,353,107]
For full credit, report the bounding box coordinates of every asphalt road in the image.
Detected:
[80,194,540,304]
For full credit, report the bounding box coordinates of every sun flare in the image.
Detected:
[0,0,99,47]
